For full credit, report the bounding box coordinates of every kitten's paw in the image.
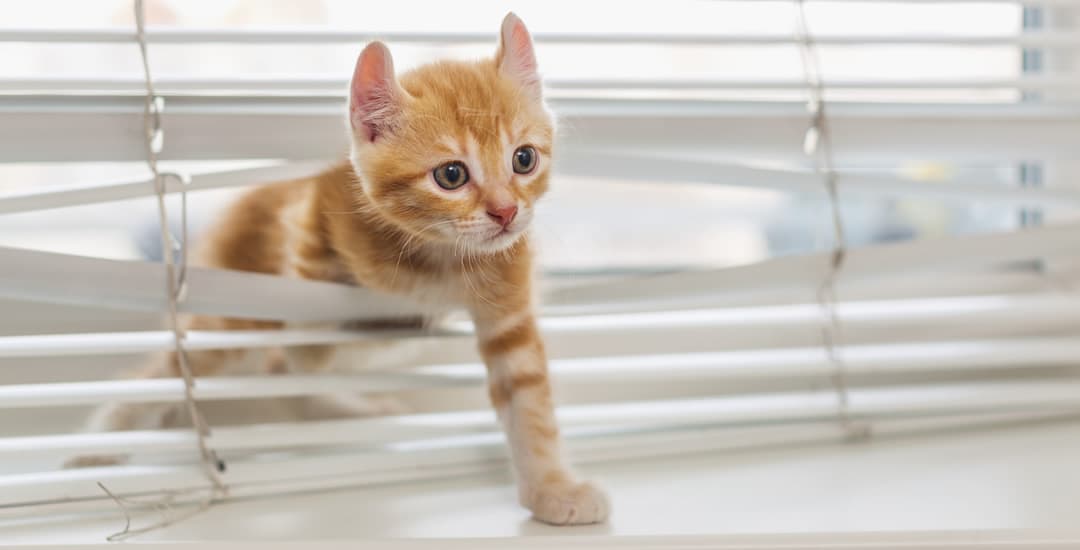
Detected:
[63,454,129,469]
[523,479,610,525]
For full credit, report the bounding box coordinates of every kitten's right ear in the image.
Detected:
[496,13,541,98]
[349,41,405,143]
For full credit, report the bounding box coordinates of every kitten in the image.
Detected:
[68,13,609,525]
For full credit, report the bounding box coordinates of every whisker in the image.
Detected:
[390,219,457,285]
[465,243,506,310]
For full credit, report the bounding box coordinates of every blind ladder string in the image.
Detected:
[134,0,226,489]
[794,0,871,441]
[94,3,227,538]
[134,0,226,487]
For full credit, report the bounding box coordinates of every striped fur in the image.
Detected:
[70,13,608,525]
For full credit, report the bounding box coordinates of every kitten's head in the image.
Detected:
[346,13,552,255]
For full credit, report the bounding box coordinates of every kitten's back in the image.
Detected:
[195,167,348,280]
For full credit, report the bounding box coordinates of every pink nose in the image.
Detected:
[486,204,518,228]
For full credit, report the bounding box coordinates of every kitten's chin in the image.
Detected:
[469,228,525,255]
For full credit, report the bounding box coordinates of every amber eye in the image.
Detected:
[512,146,538,175]
[433,161,469,190]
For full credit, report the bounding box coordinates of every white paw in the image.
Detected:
[63,454,129,469]
[522,479,610,525]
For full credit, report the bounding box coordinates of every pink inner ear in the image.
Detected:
[507,21,537,75]
[499,15,540,91]
[349,43,399,143]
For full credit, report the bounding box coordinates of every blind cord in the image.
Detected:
[134,0,226,486]
[795,0,871,442]
[96,0,229,540]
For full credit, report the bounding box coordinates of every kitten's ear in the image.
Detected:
[349,41,405,143]
[496,13,541,97]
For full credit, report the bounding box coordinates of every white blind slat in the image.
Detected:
[1,222,1074,322]
[6,387,1080,464]
[0,245,422,323]
[6,76,1080,93]
[550,223,1080,309]
[2,27,1076,46]
[3,96,1078,163]
[5,339,1080,410]
[5,155,1074,216]
[0,162,325,215]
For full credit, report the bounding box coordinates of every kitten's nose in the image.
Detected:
[486,204,518,228]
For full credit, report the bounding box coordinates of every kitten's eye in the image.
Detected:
[512,146,538,175]
[433,161,469,190]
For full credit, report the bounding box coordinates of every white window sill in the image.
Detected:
[5,418,1080,548]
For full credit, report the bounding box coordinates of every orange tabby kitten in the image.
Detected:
[70,13,609,525]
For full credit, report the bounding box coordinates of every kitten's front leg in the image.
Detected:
[472,304,609,525]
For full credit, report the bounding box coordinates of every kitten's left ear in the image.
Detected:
[496,12,541,97]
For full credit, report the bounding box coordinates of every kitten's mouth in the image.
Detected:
[475,226,522,251]
[495,223,526,239]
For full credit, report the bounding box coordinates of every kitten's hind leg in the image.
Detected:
[284,343,410,420]
[64,320,257,469]
[62,397,178,468]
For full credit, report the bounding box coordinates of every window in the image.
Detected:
[2,1,1079,546]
